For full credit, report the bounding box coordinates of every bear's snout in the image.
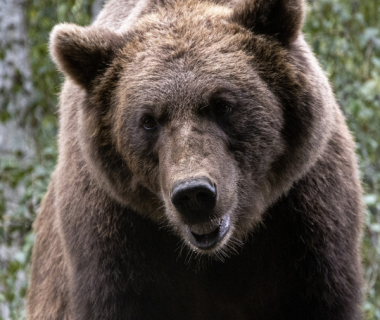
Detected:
[170,177,231,250]
[170,177,217,223]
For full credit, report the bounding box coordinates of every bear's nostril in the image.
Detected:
[196,191,215,207]
[171,178,217,221]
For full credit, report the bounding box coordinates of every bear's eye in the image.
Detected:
[213,99,232,117]
[142,115,157,130]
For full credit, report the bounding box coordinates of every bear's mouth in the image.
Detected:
[187,215,230,250]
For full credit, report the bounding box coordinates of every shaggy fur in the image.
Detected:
[27,0,364,319]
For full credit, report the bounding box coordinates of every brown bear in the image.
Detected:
[27,0,364,319]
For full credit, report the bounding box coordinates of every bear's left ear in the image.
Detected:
[230,0,306,46]
[50,23,127,89]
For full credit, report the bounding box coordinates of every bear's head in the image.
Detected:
[50,0,334,257]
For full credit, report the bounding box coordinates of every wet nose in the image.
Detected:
[171,177,217,220]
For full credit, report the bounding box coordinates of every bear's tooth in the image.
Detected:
[190,221,219,236]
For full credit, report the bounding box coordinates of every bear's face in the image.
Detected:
[112,11,287,251]
[51,0,331,256]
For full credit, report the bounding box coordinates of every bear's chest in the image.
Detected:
[131,217,300,320]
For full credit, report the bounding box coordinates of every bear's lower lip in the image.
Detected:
[187,215,230,250]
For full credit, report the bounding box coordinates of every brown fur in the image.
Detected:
[27,0,364,319]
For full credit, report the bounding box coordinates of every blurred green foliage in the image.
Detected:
[0,1,93,319]
[0,0,379,319]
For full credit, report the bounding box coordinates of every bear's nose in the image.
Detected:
[171,178,217,221]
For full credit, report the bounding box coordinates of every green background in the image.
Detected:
[0,0,379,318]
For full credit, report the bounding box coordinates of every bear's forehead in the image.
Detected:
[110,2,294,116]
[114,1,292,89]
[118,26,263,103]
[117,47,265,111]
[115,56,277,122]
[127,2,247,54]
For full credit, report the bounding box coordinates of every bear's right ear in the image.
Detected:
[50,23,126,89]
